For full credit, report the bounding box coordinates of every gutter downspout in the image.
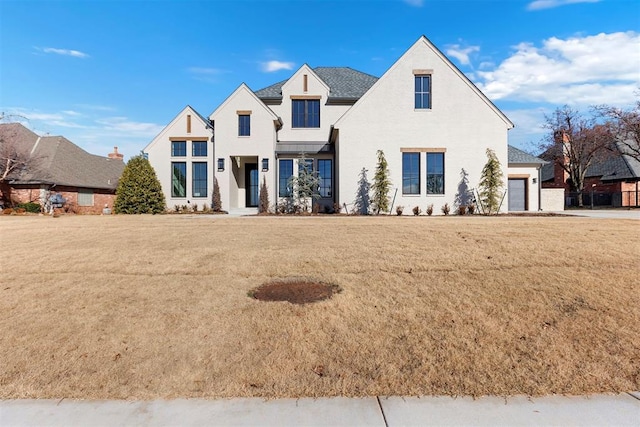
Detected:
[538,166,543,211]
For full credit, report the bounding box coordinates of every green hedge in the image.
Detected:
[16,202,41,213]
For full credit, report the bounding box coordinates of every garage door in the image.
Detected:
[508,179,527,211]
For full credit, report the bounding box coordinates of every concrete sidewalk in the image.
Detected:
[1,393,638,426]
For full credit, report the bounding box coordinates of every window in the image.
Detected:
[171,141,186,157]
[78,189,94,206]
[402,153,420,195]
[298,158,313,174]
[238,114,250,136]
[279,159,293,197]
[192,141,207,157]
[317,159,332,198]
[172,162,187,197]
[217,158,225,171]
[415,75,431,109]
[262,158,269,171]
[426,152,444,194]
[292,99,320,128]
[192,162,207,198]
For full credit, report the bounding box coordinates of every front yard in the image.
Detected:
[1,214,638,399]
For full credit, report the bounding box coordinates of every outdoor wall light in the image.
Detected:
[262,158,269,171]
[217,158,225,171]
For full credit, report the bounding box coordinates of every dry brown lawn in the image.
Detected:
[1,214,639,400]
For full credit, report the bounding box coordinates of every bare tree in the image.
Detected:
[0,116,44,206]
[540,106,615,207]
[597,100,640,162]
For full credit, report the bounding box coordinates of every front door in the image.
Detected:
[245,163,258,207]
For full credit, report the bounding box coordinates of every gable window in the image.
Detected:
[192,141,207,157]
[192,162,207,197]
[172,162,187,197]
[426,152,444,194]
[317,159,332,198]
[171,141,186,157]
[279,159,293,197]
[238,114,250,136]
[402,153,420,195]
[78,189,94,206]
[292,99,320,128]
[415,75,431,109]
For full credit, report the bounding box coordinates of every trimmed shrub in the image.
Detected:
[16,202,41,213]
[114,155,165,214]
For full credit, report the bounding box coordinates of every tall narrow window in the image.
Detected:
[317,159,332,198]
[279,159,293,197]
[192,141,207,157]
[426,152,444,194]
[171,162,187,197]
[402,152,420,195]
[238,114,250,136]
[171,141,186,157]
[292,99,320,128]
[415,75,431,109]
[192,162,207,197]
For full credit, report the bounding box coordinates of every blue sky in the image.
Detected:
[1,0,638,160]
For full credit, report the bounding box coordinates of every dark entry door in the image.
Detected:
[245,163,258,207]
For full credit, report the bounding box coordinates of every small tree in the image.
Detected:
[259,175,269,214]
[598,100,640,162]
[114,155,165,214]
[478,148,504,215]
[540,106,615,206]
[353,167,371,215]
[290,152,320,212]
[211,176,222,212]
[371,149,391,214]
[0,120,43,206]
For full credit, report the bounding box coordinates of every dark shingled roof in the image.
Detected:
[541,141,640,182]
[255,67,379,101]
[0,123,124,190]
[508,145,546,165]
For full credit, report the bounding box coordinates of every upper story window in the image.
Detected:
[171,141,186,157]
[415,75,431,109]
[192,141,207,157]
[292,99,320,128]
[426,152,444,194]
[238,114,251,136]
[402,152,420,195]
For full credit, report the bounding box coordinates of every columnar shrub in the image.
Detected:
[114,155,165,214]
[211,177,222,212]
[479,148,505,214]
[259,175,270,214]
[371,150,391,214]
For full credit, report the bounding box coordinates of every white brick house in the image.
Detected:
[146,36,545,213]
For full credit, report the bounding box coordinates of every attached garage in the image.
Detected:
[508,178,527,211]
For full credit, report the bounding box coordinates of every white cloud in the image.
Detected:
[403,0,424,6]
[261,60,295,72]
[95,117,164,136]
[527,0,600,11]
[39,47,89,58]
[446,44,480,66]
[476,32,640,106]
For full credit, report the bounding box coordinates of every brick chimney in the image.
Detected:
[108,146,124,160]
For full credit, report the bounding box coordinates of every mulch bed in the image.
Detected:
[250,280,340,304]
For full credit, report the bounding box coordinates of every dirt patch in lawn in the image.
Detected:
[251,279,340,304]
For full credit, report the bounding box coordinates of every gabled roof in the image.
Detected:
[209,83,279,120]
[0,123,124,190]
[508,145,546,165]
[254,67,379,101]
[334,35,514,129]
[145,105,212,153]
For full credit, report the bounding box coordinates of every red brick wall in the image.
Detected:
[3,185,116,214]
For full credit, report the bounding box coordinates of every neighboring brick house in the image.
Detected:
[541,141,640,207]
[0,123,125,214]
